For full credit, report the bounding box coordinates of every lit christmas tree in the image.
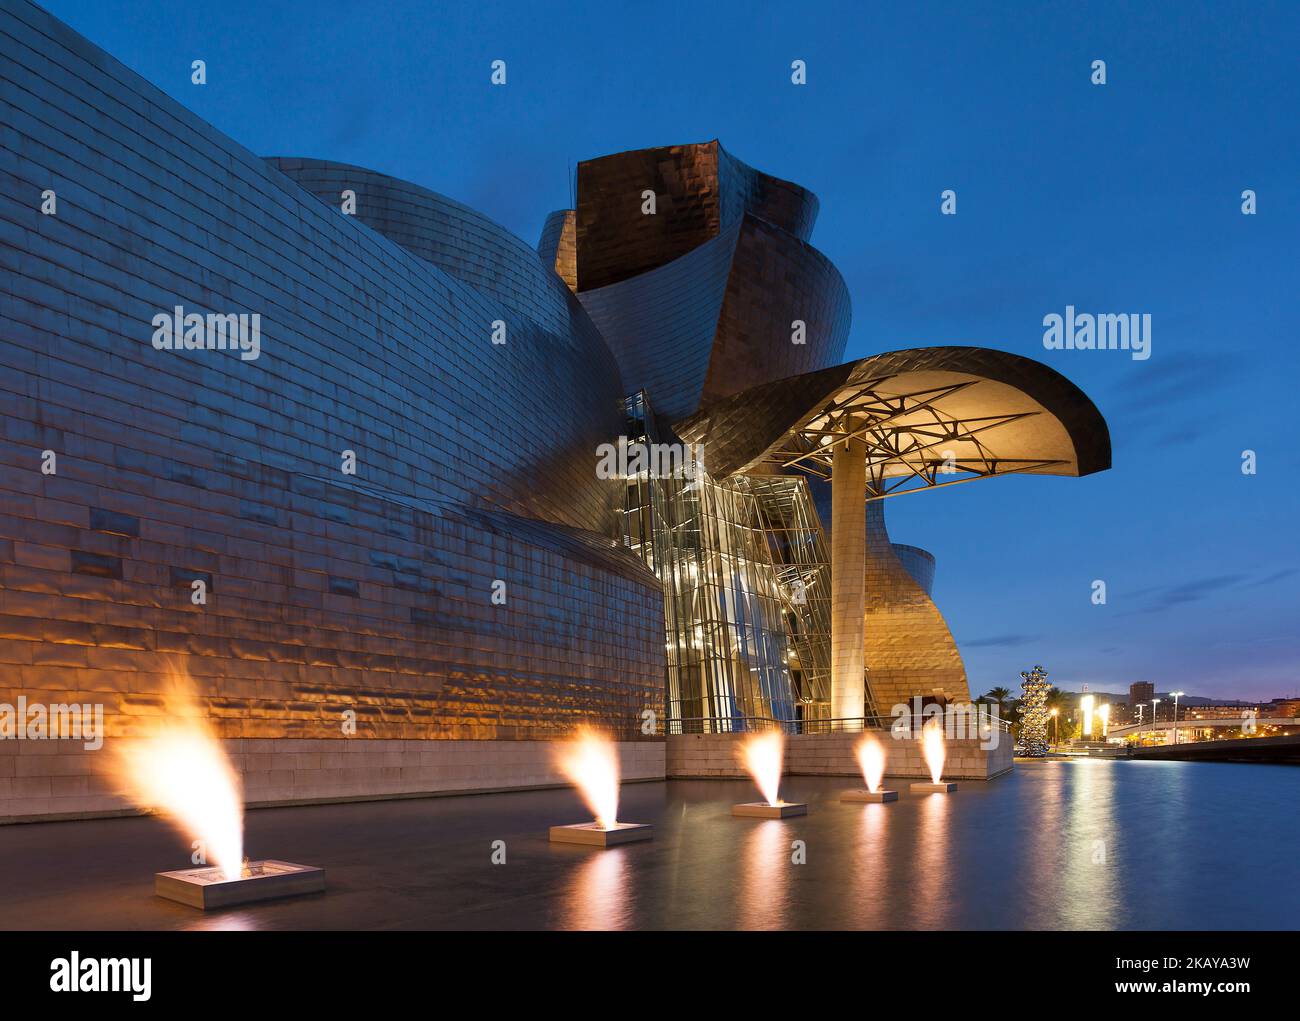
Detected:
[1018,664,1051,757]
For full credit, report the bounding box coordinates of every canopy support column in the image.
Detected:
[830,437,867,725]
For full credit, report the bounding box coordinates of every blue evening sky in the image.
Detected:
[41,0,1299,701]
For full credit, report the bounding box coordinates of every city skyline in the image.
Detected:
[38,0,1299,701]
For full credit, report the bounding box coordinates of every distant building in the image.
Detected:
[1130,681,1156,708]
[1183,704,1260,721]
[1267,698,1300,719]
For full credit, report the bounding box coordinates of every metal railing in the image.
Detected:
[664,712,1011,736]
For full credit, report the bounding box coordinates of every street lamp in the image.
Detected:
[1050,707,1059,747]
[1151,698,1161,744]
[1170,691,1185,744]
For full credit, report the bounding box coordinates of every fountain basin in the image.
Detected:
[549,822,653,846]
[840,789,898,802]
[155,860,325,910]
[732,802,807,818]
[910,782,957,793]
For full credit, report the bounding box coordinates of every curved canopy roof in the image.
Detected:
[673,347,1111,495]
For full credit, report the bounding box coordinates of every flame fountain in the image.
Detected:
[549,728,652,845]
[841,733,897,802]
[732,730,807,818]
[108,671,325,909]
[909,717,957,793]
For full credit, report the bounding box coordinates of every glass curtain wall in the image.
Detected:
[616,393,834,731]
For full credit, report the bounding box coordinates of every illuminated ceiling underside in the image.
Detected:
[674,347,1111,497]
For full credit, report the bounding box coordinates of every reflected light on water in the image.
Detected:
[189,912,259,931]
[908,792,951,929]
[738,820,789,930]
[1059,758,1120,928]
[851,803,890,927]
[560,847,632,931]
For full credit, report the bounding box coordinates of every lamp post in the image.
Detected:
[1170,691,1184,744]
[1151,698,1161,745]
[1050,707,1059,747]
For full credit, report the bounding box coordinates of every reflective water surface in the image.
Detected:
[0,759,1295,930]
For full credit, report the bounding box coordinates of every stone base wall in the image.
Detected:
[667,731,1013,781]
[0,739,666,823]
[2,729,1013,823]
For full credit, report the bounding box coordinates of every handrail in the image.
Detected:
[663,712,1011,736]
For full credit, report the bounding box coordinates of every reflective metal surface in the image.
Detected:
[0,1,663,747]
[576,150,850,420]
[574,139,818,293]
[0,0,1112,805]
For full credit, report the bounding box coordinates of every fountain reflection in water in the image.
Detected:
[849,799,891,928]
[738,819,790,930]
[560,847,632,930]
[908,793,952,929]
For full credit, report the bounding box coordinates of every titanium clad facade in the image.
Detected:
[0,0,1111,812]
[575,140,818,293]
[860,500,968,711]
[699,213,851,408]
[579,224,742,421]
[892,544,936,597]
[267,159,597,347]
[0,0,663,755]
[537,209,578,293]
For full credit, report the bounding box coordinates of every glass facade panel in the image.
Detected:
[615,394,834,731]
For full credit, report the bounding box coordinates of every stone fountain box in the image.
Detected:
[549,822,653,846]
[155,860,326,909]
[731,802,807,818]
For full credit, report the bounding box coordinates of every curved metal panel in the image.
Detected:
[0,3,663,746]
[701,214,851,405]
[574,140,819,292]
[267,158,602,349]
[537,209,577,292]
[579,212,851,421]
[891,544,936,597]
[717,142,819,241]
[861,500,970,710]
[579,224,741,420]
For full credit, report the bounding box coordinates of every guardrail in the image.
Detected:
[664,712,1011,736]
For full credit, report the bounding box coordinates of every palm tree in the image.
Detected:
[982,686,1012,710]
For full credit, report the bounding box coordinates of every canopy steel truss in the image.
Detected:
[760,380,1067,498]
